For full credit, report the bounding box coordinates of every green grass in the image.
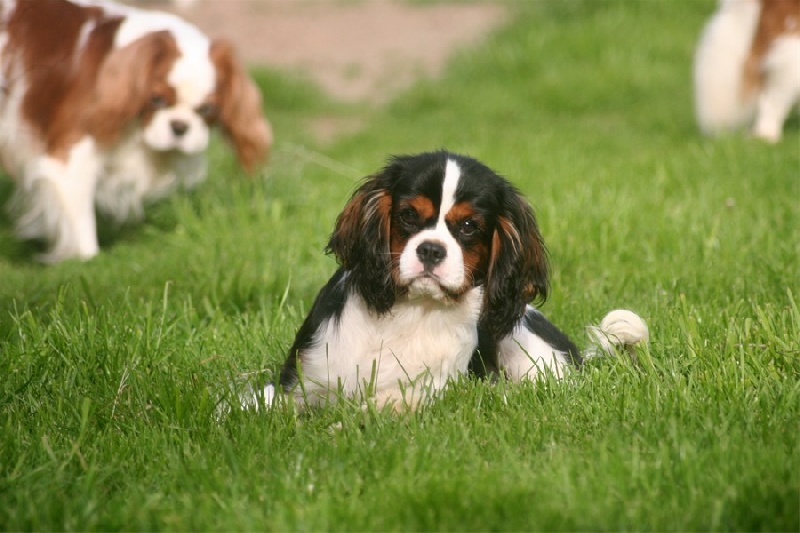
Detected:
[2,0,799,530]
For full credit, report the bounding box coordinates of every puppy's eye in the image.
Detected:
[196,103,218,120]
[398,208,418,226]
[150,95,168,109]
[459,219,479,238]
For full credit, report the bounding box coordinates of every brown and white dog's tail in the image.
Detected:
[693,0,762,135]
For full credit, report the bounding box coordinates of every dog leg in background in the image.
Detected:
[753,36,800,142]
[495,306,581,381]
[14,140,100,263]
[693,0,761,135]
[238,382,277,412]
[496,307,649,381]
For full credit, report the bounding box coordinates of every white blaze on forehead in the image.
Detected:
[114,8,216,105]
[2,0,16,21]
[115,8,208,48]
[439,159,461,222]
[169,50,216,105]
[397,157,467,293]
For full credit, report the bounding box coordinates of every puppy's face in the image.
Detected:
[328,151,549,339]
[90,33,271,170]
[140,58,216,154]
[391,158,493,302]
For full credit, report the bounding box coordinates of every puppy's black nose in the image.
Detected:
[417,241,446,266]
[170,120,189,137]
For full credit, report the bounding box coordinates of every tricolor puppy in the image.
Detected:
[245,151,648,411]
[0,0,272,262]
[694,0,800,142]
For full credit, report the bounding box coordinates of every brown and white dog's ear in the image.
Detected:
[482,191,549,340]
[326,174,395,314]
[89,30,179,146]
[209,39,272,172]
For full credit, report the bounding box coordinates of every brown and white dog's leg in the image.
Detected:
[753,36,800,142]
[15,140,101,263]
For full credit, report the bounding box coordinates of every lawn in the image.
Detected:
[1,0,798,530]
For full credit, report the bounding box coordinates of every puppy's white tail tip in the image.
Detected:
[587,309,649,357]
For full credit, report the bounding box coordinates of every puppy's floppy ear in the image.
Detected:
[482,190,549,340]
[209,39,273,171]
[89,30,179,145]
[326,174,395,314]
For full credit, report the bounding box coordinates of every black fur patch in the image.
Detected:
[278,267,350,388]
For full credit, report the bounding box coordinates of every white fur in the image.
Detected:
[694,0,762,134]
[239,383,276,412]
[0,60,37,179]
[0,1,14,21]
[753,36,800,141]
[398,223,467,298]
[271,288,483,409]
[586,309,650,359]
[94,129,207,222]
[497,307,571,380]
[12,139,101,262]
[694,0,800,141]
[439,159,461,216]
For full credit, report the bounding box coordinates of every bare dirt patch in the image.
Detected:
[151,0,508,104]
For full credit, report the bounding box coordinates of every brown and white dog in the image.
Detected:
[0,0,272,262]
[694,0,800,142]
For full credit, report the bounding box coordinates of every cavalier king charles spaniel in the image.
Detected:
[694,0,800,142]
[0,0,272,262]
[242,151,648,411]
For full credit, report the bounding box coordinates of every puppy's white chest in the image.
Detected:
[299,289,483,406]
